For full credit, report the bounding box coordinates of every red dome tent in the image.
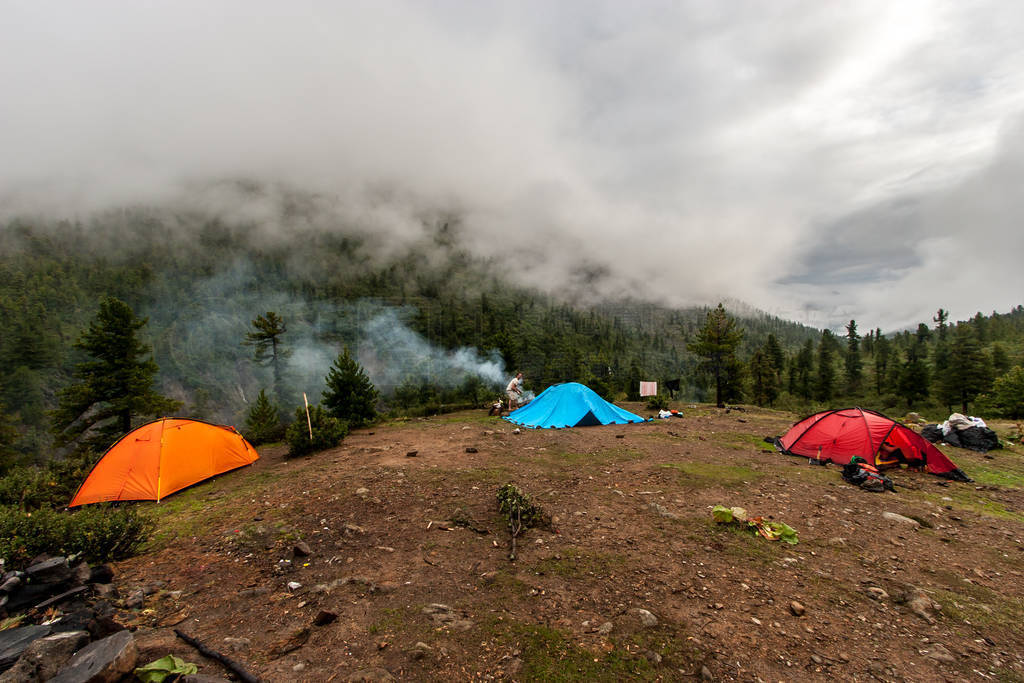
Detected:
[776,408,970,481]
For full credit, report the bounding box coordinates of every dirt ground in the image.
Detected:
[114,404,1024,682]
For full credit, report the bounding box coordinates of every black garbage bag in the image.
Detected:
[921,424,944,443]
[957,426,1000,453]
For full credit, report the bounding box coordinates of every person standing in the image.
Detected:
[506,372,524,411]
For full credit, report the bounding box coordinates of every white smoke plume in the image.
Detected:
[357,308,507,394]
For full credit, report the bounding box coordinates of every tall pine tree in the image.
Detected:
[52,297,180,449]
[688,304,743,408]
[322,348,379,428]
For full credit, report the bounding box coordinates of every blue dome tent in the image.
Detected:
[504,382,645,429]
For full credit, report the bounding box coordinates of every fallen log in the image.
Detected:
[174,629,263,683]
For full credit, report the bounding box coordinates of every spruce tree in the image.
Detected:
[874,335,892,395]
[749,349,776,407]
[844,320,862,395]
[52,297,180,449]
[688,304,743,408]
[942,326,993,413]
[815,330,837,402]
[795,339,814,401]
[898,340,930,406]
[987,367,1024,419]
[322,348,379,428]
[244,388,283,445]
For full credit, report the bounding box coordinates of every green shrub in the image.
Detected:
[0,504,153,569]
[645,395,670,410]
[286,405,348,458]
[322,349,378,428]
[0,451,98,511]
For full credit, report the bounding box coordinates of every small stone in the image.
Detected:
[512,428,521,434]
[405,451,418,457]
[750,617,762,625]
[293,662,307,672]
[701,664,714,680]
[465,447,478,453]
[597,622,613,635]
[345,669,396,682]
[355,487,370,496]
[407,642,433,661]
[811,654,823,665]
[790,601,805,617]
[633,609,658,627]
[293,541,312,557]
[866,587,889,601]
[223,637,251,652]
[287,581,302,591]
[828,537,847,548]
[124,589,145,609]
[881,512,921,528]
[923,643,956,664]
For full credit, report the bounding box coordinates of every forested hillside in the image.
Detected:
[1,210,1022,469]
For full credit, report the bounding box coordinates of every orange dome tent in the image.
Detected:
[69,418,259,507]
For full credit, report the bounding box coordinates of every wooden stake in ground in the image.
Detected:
[303,392,313,439]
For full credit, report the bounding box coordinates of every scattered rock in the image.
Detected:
[828,537,847,548]
[223,637,251,652]
[647,503,678,520]
[789,601,805,617]
[881,512,921,528]
[405,451,418,458]
[346,668,396,682]
[922,643,956,664]
[355,488,370,496]
[293,541,312,557]
[0,625,53,676]
[287,581,302,591]
[25,557,72,585]
[866,587,889,601]
[643,649,662,664]
[632,609,658,627]
[465,447,478,453]
[597,622,614,635]
[512,429,521,434]
[701,664,714,680]
[49,630,137,683]
[124,589,145,609]
[407,642,433,661]
[907,594,939,624]
[750,617,762,626]
[0,631,89,682]
[422,604,456,624]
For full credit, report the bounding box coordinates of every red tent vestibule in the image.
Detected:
[776,407,971,481]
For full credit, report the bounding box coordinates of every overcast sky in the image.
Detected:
[3,1,1024,331]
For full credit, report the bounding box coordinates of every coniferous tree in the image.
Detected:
[898,338,930,407]
[52,297,180,449]
[986,366,1024,419]
[244,388,283,445]
[933,308,949,342]
[815,330,837,402]
[941,326,993,413]
[244,312,290,402]
[844,320,862,395]
[749,349,777,407]
[991,343,1010,377]
[874,335,892,395]
[322,348,379,428]
[688,304,744,408]
[764,334,785,377]
[795,339,814,401]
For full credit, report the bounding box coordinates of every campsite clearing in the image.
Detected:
[113,406,1024,681]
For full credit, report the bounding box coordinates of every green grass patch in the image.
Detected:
[962,464,1024,489]
[906,487,1024,523]
[487,620,660,681]
[531,547,628,579]
[658,462,763,488]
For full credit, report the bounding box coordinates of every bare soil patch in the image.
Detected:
[115,405,1024,681]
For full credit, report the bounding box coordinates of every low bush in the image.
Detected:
[0,504,153,569]
[286,405,348,458]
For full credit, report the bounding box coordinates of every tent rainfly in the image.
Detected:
[69,418,259,506]
[774,407,971,481]
[504,382,645,429]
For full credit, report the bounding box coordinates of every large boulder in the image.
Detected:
[49,630,137,683]
[0,630,89,682]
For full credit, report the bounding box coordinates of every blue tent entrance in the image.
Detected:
[504,382,645,429]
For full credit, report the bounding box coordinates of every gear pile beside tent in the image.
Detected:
[772,407,971,482]
[921,413,1001,453]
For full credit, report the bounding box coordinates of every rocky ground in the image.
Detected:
[71,405,1024,680]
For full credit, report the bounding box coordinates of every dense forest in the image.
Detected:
[1,209,1023,471]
